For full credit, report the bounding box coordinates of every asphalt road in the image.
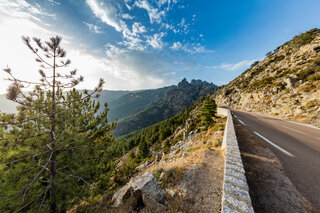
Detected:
[230,109,320,210]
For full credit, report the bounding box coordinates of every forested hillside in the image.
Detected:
[114,78,218,136]
[71,94,224,212]
[107,86,173,122]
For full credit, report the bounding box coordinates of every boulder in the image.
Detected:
[136,160,152,170]
[284,77,296,88]
[165,189,176,197]
[182,152,190,158]
[183,131,189,140]
[112,172,165,208]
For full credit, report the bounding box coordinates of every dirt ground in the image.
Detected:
[175,149,224,213]
[234,119,318,213]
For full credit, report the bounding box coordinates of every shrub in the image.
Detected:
[308,74,320,81]
[214,139,222,147]
[251,76,275,89]
[161,167,184,188]
[172,133,184,145]
[313,46,320,53]
[154,168,165,181]
[297,83,316,92]
[266,51,272,56]
[305,100,319,109]
[313,56,320,66]
[275,82,286,89]
[297,68,315,80]
[273,55,285,62]
[250,61,260,68]
[162,138,170,154]
[290,28,320,47]
[212,122,224,131]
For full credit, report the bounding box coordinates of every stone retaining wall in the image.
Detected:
[217,108,255,213]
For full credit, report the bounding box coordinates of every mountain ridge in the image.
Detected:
[114,78,218,136]
[214,28,320,127]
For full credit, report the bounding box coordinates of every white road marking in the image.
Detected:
[281,125,320,141]
[234,115,238,118]
[253,131,295,157]
[281,125,307,135]
[238,119,246,125]
[254,112,320,130]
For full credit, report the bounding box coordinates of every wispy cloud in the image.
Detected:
[171,41,214,54]
[134,0,165,24]
[146,32,166,49]
[83,22,103,33]
[47,0,60,6]
[0,0,55,21]
[208,60,256,71]
[86,0,125,32]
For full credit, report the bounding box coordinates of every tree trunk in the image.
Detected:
[50,51,57,212]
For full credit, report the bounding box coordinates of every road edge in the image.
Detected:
[217,108,255,213]
[252,111,320,130]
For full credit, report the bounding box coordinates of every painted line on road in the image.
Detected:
[281,125,320,141]
[254,112,320,130]
[234,115,238,118]
[253,131,295,157]
[281,125,308,135]
[238,119,246,125]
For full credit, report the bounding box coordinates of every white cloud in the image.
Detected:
[47,0,60,6]
[86,0,151,52]
[132,22,146,35]
[161,23,174,30]
[147,32,165,49]
[171,41,182,50]
[122,13,134,19]
[179,18,188,34]
[192,14,196,21]
[170,42,213,54]
[83,22,103,33]
[134,0,165,24]
[0,0,55,21]
[68,49,170,91]
[86,0,125,32]
[0,0,172,94]
[125,3,133,10]
[209,60,256,71]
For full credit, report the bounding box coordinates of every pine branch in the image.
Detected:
[56,170,91,187]
[21,151,53,201]
[1,151,50,167]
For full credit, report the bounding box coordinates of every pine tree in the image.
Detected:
[0,36,116,212]
[138,139,149,159]
[199,94,217,130]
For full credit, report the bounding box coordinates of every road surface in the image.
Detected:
[230,109,320,210]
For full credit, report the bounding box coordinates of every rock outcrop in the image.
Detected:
[112,172,166,211]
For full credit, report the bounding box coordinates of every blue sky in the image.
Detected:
[0,0,320,93]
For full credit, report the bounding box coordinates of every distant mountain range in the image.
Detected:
[0,78,218,135]
[114,78,218,136]
[106,86,174,122]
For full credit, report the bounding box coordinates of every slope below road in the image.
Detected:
[231,109,320,210]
